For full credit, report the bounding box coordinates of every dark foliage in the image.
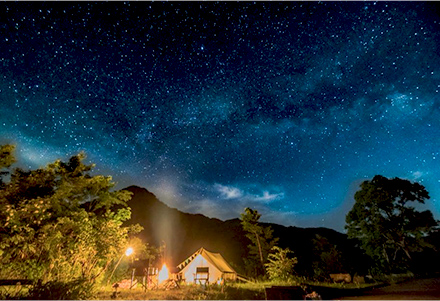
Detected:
[23,279,95,300]
[346,175,439,274]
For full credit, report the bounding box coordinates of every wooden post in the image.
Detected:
[130,268,135,289]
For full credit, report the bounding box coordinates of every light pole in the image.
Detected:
[108,247,133,285]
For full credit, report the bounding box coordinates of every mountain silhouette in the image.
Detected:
[123,185,359,276]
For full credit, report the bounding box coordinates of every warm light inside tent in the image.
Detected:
[158,263,169,284]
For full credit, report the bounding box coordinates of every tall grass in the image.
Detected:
[94,281,268,300]
[93,274,415,300]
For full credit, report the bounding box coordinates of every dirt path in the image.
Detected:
[337,277,440,300]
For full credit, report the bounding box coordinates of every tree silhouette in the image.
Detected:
[346,175,438,274]
[240,207,278,277]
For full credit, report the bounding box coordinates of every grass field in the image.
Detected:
[94,282,267,300]
[2,274,413,300]
[94,276,406,300]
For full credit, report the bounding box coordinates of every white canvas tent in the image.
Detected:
[177,247,237,284]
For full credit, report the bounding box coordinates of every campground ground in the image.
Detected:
[95,282,266,300]
[336,277,440,300]
[94,277,440,300]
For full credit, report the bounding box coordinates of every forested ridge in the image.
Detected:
[125,183,440,279]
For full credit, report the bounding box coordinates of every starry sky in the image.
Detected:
[2,1,440,232]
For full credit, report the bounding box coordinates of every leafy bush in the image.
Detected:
[265,246,298,281]
[0,145,142,298]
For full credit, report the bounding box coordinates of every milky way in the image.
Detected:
[2,2,440,231]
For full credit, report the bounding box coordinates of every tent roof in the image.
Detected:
[177,247,236,274]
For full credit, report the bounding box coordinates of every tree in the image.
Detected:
[0,144,15,168]
[311,235,344,281]
[0,144,16,187]
[0,146,140,298]
[265,246,297,282]
[345,175,439,274]
[240,207,278,277]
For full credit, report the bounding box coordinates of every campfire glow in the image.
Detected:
[158,263,169,284]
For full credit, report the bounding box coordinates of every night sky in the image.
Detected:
[2,2,440,232]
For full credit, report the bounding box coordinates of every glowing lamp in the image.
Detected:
[125,247,134,256]
[108,247,134,285]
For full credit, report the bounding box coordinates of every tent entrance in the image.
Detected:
[194,267,209,285]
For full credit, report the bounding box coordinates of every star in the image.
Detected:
[1,1,440,232]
